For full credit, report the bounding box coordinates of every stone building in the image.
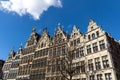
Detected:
[46,24,69,80]
[7,45,22,80]
[2,49,15,80]
[31,29,50,80]
[2,19,120,80]
[0,60,4,80]
[17,27,40,80]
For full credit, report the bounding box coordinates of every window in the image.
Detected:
[93,42,98,53]
[62,46,66,54]
[77,38,80,44]
[95,57,101,70]
[99,40,105,50]
[80,61,85,72]
[74,40,77,46]
[91,26,93,30]
[105,73,112,80]
[76,49,79,58]
[57,47,61,55]
[97,74,103,80]
[90,75,94,80]
[102,55,109,68]
[88,35,91,41]
[96,31,99,37]
[88,59,94,71]
[53,48,56,56]
[71,41,73,46]
[92,33,95,39]
[82,78,86,80]
[79,47,84,57]
[87,45,91,54]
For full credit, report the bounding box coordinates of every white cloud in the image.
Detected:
[0,0,62,20]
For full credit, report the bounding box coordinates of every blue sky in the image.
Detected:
[0,0,120,60]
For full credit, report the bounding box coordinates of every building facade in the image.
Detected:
[7,45,22,80]
[17,27,40,80]
[2,50,15,80]
[0,60,4,80]
[2,19,120,80]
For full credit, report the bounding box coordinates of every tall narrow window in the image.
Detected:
[95,57,101,70]
[102,55,109,68]
[71,41,73,46]
[87,45,91,54]
[88,35,91,41]
[62,46,66,54]
[76,49,79,58]
[99,40,105,50]
[93,42,98,53]
[90,75,95,80]
[80,61,85,72]
[79,47,84,57]
[97,74,103,80]
[53,48,56,56]
[77,38,80,44]
[74,40,76,46]
[88,59,94,71]
[96,31,99,37]
[105,73,112,80]
[92,33,95,39]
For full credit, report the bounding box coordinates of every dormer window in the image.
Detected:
[92,33,95,39]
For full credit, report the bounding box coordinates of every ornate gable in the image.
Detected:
[37,29,50,49]
[70,25,82,39]
[25,27,40,48]
[7,49,15,61]
[53,23,68,44]
[14,44,22,60]
[69,25,84,47]
[87,19,99,32]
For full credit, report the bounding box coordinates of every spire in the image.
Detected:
[8,47,15,60]
[89,18,96,26]
[58,22,61,29]
[73,25,77,31]
[11,47,14,54]
[19,43,22,50]
[32,26,36,33]
[88,18,99,32]
[18,43,22,54]
[43,27,47,33]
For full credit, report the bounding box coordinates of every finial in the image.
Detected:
[10,46,14,54]
[43,27,47,32]
[19,43,22,50]
[89,18,95,25]
[73,25,77,31]
[73,25,76,28]
[58,22,60,26]
[58,22,61,29]
[32,26,36,32]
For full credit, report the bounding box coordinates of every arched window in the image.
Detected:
[92,33,95,39]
